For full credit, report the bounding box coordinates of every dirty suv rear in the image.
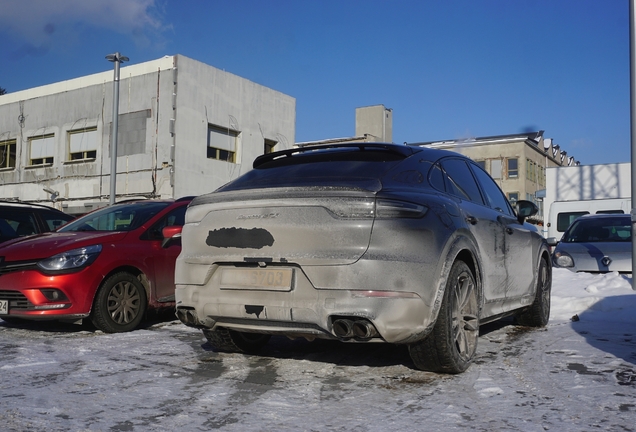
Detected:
[174,143,551,373]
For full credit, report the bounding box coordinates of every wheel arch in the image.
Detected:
[427,235,483,332]
[90,265,150,313]
[535,245,553,294]
[453,247,484,315]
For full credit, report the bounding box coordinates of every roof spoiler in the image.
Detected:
[253,143,417,169]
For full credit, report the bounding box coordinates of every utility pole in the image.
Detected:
[105,52,129,206]
[630,1,636,288]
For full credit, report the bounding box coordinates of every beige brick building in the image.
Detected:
[418,131,579,224]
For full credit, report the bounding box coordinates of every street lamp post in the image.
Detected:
[105,52,129,206]
[631,1,636,288]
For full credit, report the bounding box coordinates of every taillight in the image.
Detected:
[323,199,375,219]
[375,199,428,219]
[323,198,428,219]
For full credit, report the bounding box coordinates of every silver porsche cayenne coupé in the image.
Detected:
[172,143,552,373]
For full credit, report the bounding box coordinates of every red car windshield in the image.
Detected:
[58,202,170,233]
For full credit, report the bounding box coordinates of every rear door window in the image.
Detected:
[1,210,38,237]
[470,163,514,216]
[428,163,445,191]
[439,159,484,205]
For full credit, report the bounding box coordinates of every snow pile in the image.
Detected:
[550,268,635,323]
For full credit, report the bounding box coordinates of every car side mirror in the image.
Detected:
[546,237,558,247]
[515,200,538,224]
[161,225,183,248]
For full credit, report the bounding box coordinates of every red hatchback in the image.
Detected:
[0,197,191,332]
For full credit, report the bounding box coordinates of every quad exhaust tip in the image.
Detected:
[176,308,202,328]
[332,318,379,340]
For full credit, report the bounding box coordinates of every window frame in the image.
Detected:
[28,134,55,166]
[264,138,277,154]
[507,158,518,178]
[68,127,98,162]
[491,159,502,179]
[0,138,17,170]
[207,124,238,163]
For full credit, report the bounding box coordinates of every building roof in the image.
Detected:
[0,56,177,105]
[295,134,374,147]
[412,130,579,166]
[411,130,544,148]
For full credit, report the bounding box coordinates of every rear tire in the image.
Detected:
[516,257,551,327]
[90,272,147,333]
[203,328,271,353]
[409,260,479,373]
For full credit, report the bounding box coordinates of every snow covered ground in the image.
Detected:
[0,268,635,431]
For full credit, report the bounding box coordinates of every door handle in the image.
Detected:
[506,227,514,234]
[466,215,477,225]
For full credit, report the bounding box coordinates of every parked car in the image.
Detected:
[173,143,552,373]
[549,213,632,273]
[0,201,75,243]
[0,197,192,332]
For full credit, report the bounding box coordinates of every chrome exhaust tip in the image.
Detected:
[352,320,379,339]
[176,308,199,327]
[332,319,354,338]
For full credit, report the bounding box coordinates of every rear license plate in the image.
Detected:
[0,300,8,315]
[220,268,293,291]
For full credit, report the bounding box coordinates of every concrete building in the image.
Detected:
[418,131,579,224]
[0,55,295,214]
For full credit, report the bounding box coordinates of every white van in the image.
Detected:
[546,198,631,240]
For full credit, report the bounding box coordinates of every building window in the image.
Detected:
[69,127,97,161]
[475,160,486,171]
[526,159,536,183]
[29,134,55,166]
[207,124,238,163]
[264,138,277,154]
[491,159,502,179]
[508,192,519,205]
[0,139,16,170]
[507,158,518,178]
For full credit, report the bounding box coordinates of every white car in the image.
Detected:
[549,213,632,274]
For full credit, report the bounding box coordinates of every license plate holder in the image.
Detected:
[220,268,293,291]
[0,300,8,315]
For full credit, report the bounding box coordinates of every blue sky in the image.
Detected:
[0,0,629,165]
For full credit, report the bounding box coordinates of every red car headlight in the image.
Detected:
[37,244,102,273]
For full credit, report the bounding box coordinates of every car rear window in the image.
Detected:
[219,148,407,192]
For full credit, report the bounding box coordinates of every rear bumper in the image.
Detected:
[175,264,436,344]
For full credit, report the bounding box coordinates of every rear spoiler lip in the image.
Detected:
[252,142,418,169]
